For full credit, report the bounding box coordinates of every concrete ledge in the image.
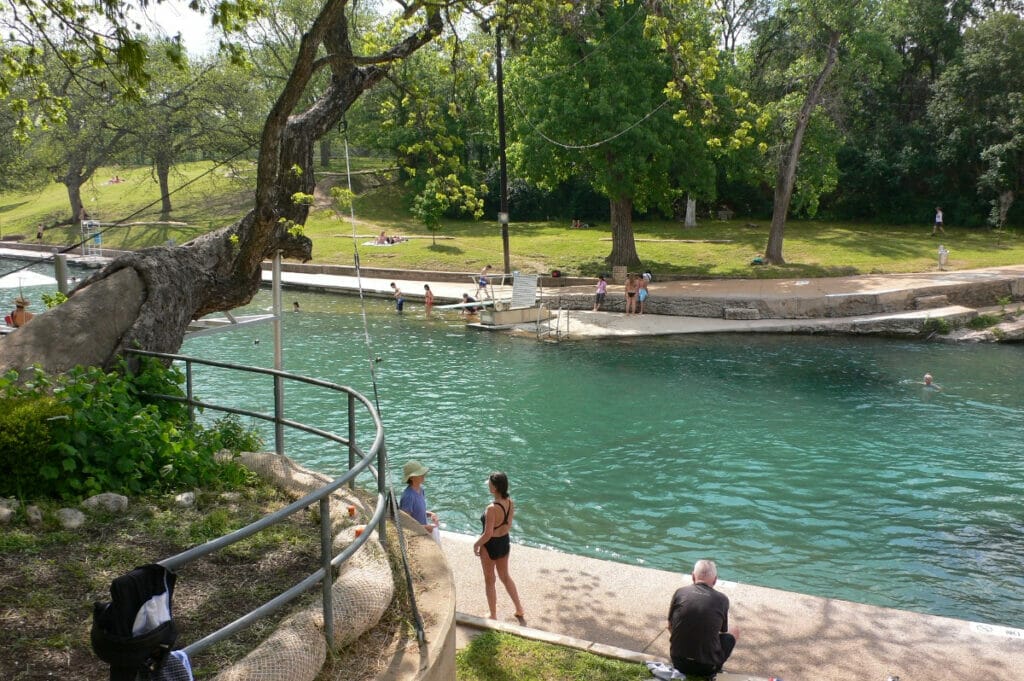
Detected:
[915,294,949,309]
[377,516,457,681]
[724,307,760,320]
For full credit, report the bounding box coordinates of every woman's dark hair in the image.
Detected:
[489,472,509,499]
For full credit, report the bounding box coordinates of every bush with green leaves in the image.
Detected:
[0,360,261,501]
[968,314,1003,330]
[921,318,951,335]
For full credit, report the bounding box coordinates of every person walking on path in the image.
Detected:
[423,284,434,317]
[668,559,739,679]
[932,207,946,236]
[398,460,440,541]
[477,264,493,300]
[390,282,404,313]
[473,472,525,621]
[593,274,608,311]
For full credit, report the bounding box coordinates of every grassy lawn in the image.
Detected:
[3,161,1023,279]
[456,630,649,681]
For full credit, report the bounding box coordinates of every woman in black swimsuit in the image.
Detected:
[473,471,525,620]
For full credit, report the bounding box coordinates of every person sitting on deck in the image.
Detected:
[667,559,740,679]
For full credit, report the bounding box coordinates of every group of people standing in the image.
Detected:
[396,460,740,678]
[398,461,524,620]
[594,271,652,314]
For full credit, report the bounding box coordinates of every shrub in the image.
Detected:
[0,393,70,499]
[0,360,259,501]
[968,314,1002,330]
[921,318,951,335]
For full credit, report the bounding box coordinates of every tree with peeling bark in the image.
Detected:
[0,0,488,375]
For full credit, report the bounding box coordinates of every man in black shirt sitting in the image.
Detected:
[667,559,739,678]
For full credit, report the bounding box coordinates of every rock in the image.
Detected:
[0,497,20,511]
[940,317,1024,343]
[82,492,129,513]
[57,508,86,529]
[174,491,196,507]
[26,505,43,526]
[0,506,13,524]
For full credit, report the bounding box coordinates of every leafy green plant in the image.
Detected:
[921,317,951,335]
[0,360,259,501]
[0,391,70,499]
[968,314,1002,330]
[41,291,67,308]
[997,295,1011,313]
[200,414,265,454]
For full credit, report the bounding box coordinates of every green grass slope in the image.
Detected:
[3,161,1023,279]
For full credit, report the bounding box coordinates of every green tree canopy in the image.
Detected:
[506,0,725,267]
[930,11,1024,228]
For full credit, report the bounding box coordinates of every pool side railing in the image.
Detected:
[124,348,389,658]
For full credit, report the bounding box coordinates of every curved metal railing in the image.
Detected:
[125,348,389,656]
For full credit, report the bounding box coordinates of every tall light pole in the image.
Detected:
[495,27,511,275]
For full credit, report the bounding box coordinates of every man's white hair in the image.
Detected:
[693,559,718,582]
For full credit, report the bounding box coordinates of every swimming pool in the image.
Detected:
[180,288,1024,629]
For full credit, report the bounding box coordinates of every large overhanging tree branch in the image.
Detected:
[1,0,469,375]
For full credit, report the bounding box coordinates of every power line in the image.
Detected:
[501,4,673,151]
[507,95,674,150]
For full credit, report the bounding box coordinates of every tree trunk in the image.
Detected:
[64,175,86,224]
[1,0,445,376]
[996,190,1014,228]
[764,30,841,265]
[156,153,172,216]
[685,196,697,228]
[607,196,641,268]
[319,138,331,167]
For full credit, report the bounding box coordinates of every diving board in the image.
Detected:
[0,271,58,288]
[436,299,496,310]
[186,311,276,338]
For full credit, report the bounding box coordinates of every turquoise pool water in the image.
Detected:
[180,288,1024,628]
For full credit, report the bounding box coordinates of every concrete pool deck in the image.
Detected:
[440,531,1024,681]
[4,244,1022,338]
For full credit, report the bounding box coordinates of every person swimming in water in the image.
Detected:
[922,373,942,391]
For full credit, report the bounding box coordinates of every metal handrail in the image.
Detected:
[124,349,389,657]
